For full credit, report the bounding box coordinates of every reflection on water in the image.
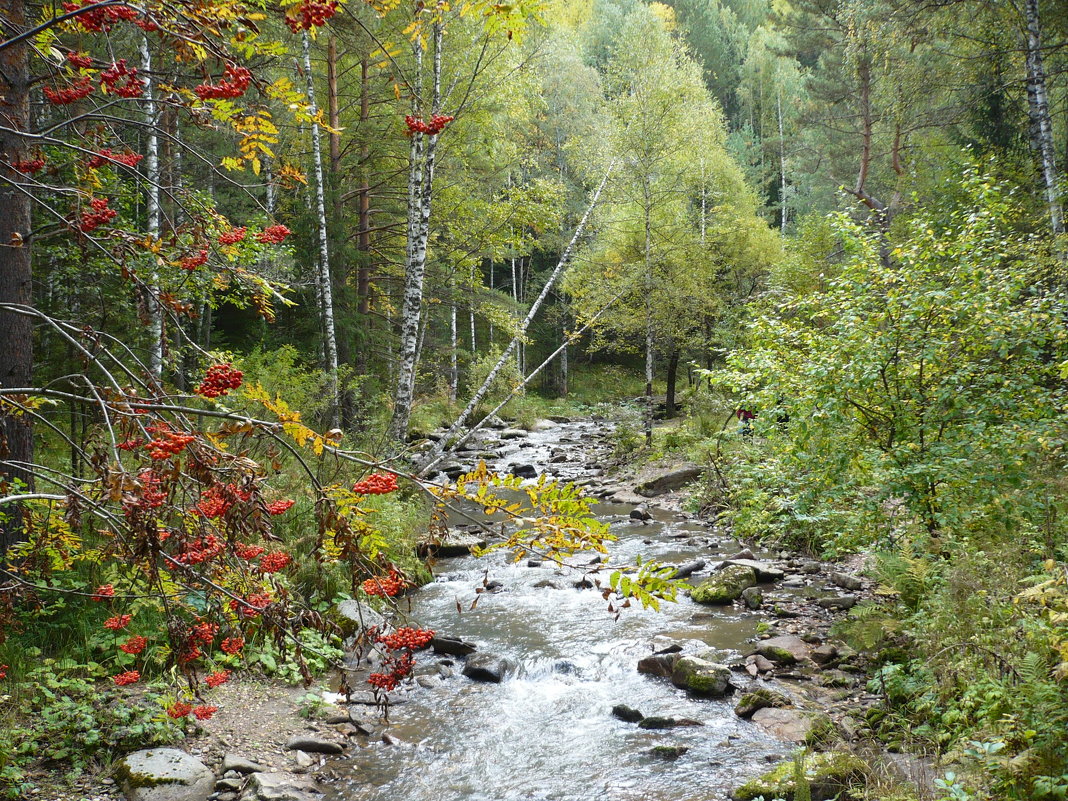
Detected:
[324,422,786,801]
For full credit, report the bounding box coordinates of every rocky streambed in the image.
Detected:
[108,416,910,801]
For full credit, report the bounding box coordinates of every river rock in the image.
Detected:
[117,748,215,801]
[734,688,792,718]
[817,594,857,611]
[650,745,690,760]
[636,652,679,678]
[690,565,758,605]
[731,751,867,801]
[462,653,515,683]
[830,571,863,591]
[669,559,706,580]
[671,656,732,697]
[482,414,507,429]
[439,462,467,479]
[750,708,834,744]
[284,736,343,755]
[500,428,527,439]
[424,531,488,558]
[222,755,269,775]
[431,635,477,656]
[629,505,653,522]
[335,600,385,634]
[741,586,763,610]
[637,716,703,729]
[612,704,644,723]
[811,644,839,665]
[635,466,703,497]
[510,463,538,479]
[239,772,322,801]
[756,635,811,664]
[721,559,785,583]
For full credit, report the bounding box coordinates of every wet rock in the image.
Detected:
[636,653,680,678]
[510,463,538,479]
[629,505,653,522]
[482,415,507,429]
[500,429,527,440]
[222,755,269,775]
[612,704,644,723]
[284,736,343,755]
[439,462,467,479]
[671,656,732,697]
[423,531,488,558]
[750,708,836,745]
[719,558,785,583]
[817,594,857,611]
[669,559,706,580]
[431,636,477,656]
[730,751,867,801]
[756,635,811,665]
[292,751,316,769]
[734,688,792,719]
[117,748,215,801]
[741,586,763,610]
[811,644,839,665]
[335,600,385,635]
[829,571,863,591]
[462,653,515,683]
[650,745,690,760]
[549,454,569,464]
[725,548,755,561]
[690,565,758,605]
[532,579,561,589]
[800,560,822,574]
[635,466,703,498]
[239,772,322,801]
[637,716,703,729]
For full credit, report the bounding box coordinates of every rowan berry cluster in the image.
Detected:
[192,705,217,720]
[367,652,414,692]
[145,427,195,460]
[194,65,252,100]
[404,114,454,136]
[234,542,266,560]
[284,0,338,32]
[204,669,231,688]
[259,551,291,573]
[87,148,144,169]
[361,569,407,597]
[217,227,247,245]
[66,51,93,69]
[12,157,45,174]
[255,224,292,244]
[113,670,140,686]
[179,249,209,271]
[193,482,248,517]
[62,0,138,32]
[120,635,147,654]
[220,637,245,655]
[229,593,271,619]
[351,472,398,495]
[195,363,244,397]
[265,499,295,515]
[138,470,168,508]
[92,584,116,600]
[79,197,117,232]
[100,59,144,97]
[104,614,132,630]
[378,626,434,651]
[167,702,193,718]
[118,437,143,450]
[174,534,225,565]
[44,76,93,104]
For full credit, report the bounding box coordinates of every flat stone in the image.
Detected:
[756,635,811,664]
[829,571,863,591]
[734,688,792,718]
[430,636,477,656]
[818,594,857,611]
[750,707,818,742]
[117,748,214,801]
[510,463,538,479]
[719,558,785,582]
[222,755,269,775]
[423,531,488,558]
[283,736,343,755]
[635,466,703,497]
[240,772,322,801]
[811,644,839,665]
[499,428,528,439]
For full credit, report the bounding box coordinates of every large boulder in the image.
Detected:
[690,565,758,605]
[719,558,785,583]
[335,600,385,634]
[422,531,488,558]
[117,748,214,801]
[756,635,812,665]
[636,652,680,678]
[734,688,792,719]
[731,751,866,801]
[635,466,703,498]
[750,708,834,744]
[670,655,732,697]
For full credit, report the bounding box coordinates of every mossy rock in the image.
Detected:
[731,751,867,801]
[690,565,758,605]
[116,748,214,801]
[670,656,732,697]
[734,687,791,718]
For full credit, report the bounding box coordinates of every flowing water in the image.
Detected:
[324,420,787,801]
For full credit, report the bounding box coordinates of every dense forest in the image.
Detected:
[3,0,1068,798]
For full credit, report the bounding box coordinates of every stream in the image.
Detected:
[324,418,789,801]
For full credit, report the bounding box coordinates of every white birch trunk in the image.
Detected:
[449,277,458,404]
[141,36,162,383]
[303,33,340,428]
[643,177,653,448]
[420,165,615,470]
[469,264,476,352]
[777,87,788,235]
[1023,0,1063,235]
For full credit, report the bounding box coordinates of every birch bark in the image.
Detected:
[1022,0,1064,235]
